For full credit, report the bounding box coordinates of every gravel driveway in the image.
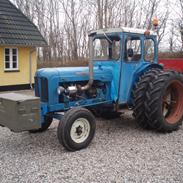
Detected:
[0,90,183,183]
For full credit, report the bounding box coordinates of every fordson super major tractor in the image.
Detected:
[0,27,183,151]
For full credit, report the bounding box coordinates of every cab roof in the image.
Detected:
[89,27,156,36]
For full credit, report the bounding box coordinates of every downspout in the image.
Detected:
[29,49,36,89]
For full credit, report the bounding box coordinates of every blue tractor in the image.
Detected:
[1,27,183,151]
[32,27,183,151]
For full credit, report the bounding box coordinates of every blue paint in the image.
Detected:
[35,31,163,122]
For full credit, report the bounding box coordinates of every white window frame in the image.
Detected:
[4,48,19,71]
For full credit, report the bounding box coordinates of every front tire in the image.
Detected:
[57,108,96,151]
[145,71,183,132]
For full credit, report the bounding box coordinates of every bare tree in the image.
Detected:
[168,21,177,52]
[11,0,178,63]
[178,0,183,50]
[60,0,86,60]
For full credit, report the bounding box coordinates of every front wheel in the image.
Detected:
[57,108,96,151]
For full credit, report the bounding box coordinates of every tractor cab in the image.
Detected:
[90,28,158,64]
[89,28,160,104]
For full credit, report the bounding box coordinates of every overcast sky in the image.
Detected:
[159,0,181,51]
[10,0,182,52]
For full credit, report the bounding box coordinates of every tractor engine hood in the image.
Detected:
[35,66,113,83]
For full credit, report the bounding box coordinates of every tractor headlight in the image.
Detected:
[57,86,65,95]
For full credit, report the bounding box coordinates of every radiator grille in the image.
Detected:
[34,77,40,97]
[40,77,49,102]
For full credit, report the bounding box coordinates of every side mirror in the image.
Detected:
[127,48,134,58]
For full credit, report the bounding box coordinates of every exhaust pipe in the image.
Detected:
[81,36,94,91]
[63,36,94,95]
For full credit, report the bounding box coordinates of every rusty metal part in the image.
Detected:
[162,81,183,124]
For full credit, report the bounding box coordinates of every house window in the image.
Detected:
[4,48,18,71]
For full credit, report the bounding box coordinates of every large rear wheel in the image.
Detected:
[133,68,162,129]
[145,71,183,132]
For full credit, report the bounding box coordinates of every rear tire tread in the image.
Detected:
[145,70,183,132]
[133,68,163,129]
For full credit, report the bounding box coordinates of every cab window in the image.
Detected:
[144,39,155,62]
[93,36,120,60]
[125,37,141,62]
